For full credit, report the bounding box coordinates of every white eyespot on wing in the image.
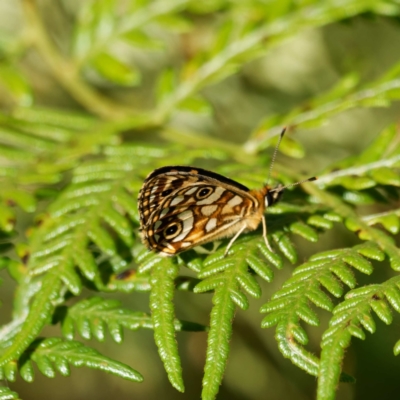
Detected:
[228,195,243,207]
[170,196,185,206]
[184,186,198,195]
[205,218,217,232]
[172,211,194,242]
[201,205,218,216]
[197,187,225,205]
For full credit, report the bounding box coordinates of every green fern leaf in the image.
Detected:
[194,237,283,399]
[261,242,383,376]
[60,296,206,343]
[2,1,400,399]
[1,337,142,383]
[0,272,62,367]
[0,386,21,400]
[61,297,151,342]
[318,276,400,399]
[148,256,184,392]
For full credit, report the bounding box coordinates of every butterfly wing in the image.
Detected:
[138,166,266,255]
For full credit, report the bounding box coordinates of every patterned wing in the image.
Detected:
[138,166,265,255]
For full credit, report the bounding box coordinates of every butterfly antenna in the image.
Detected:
[266,127,286,185]
[271,176,317,193]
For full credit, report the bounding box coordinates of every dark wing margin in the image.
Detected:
[144,165,250,192]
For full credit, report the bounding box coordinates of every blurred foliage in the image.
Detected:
[1,0,400,399]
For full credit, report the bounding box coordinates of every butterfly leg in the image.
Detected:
[262,216,274,252]
[224,224,247,257]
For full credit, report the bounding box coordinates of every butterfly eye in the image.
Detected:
[265,189,283,207]
[196,187,213,199]
[161,188,173,197]
[164,222,182,239]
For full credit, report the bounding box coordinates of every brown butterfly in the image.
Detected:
[138,129,316,256]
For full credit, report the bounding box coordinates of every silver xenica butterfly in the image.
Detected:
[138,129,316,256]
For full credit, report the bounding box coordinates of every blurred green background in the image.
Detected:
[1,1,400,399]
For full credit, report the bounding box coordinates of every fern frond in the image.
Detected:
[193,237,281,399]
[0,107,108,233]
[0,337,142,383]
[0,271,62,367]
[0,119,59,231]
[261,242,384,376]
[2,1,400,398]
[72,0,190,70]
[247,68,400,152]
[199,276,235,400]
[317,125,400,190]
[317,276,400,399]
[299,126,400,272]
[363,209,400,235]
[155,1,387,123]
[0,144,157,368]
[61,297,152,343]
[305,182,400,271]
[197,237,282,297]
[106,268,152,292]
[147,256,184,392]
[27,143,175,280]
[0,386,21,400]
[60,296,206,343]
[266,200,341,263]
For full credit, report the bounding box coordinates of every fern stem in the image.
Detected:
[317,343,344,400]
[363,208,400,221]
[316,155,400,185]
[245,77,400,153]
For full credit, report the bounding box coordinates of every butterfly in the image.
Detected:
[138,129,316,256]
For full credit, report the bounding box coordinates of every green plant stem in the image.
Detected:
[363,208,400,222]
[316,155,400,185]
[244,78,400,153]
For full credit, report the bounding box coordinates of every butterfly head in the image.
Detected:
[264,176,317,208]
[264,185,284,207]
